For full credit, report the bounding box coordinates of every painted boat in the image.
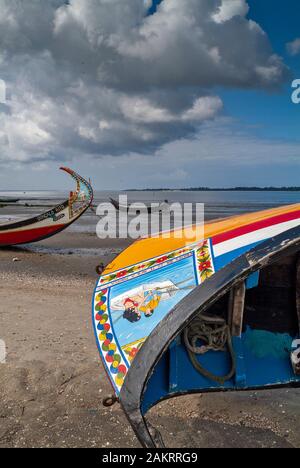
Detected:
[109,197,168,214]
[0,197,20,203]
[92,203,300,447]
[0,168,93,247]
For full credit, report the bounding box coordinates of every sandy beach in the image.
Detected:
[0,229,299,448]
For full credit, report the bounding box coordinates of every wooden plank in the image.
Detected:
[230,282,246,337]
[296,256,300,336]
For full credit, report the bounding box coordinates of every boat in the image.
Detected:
[0,167,93,247]
[92,203,300,448]
[109,197,168,214]
[0,197,20,203]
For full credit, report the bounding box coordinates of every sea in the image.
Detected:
[0,190,300,235]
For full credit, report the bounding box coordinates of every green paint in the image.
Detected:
[244,328,293,360]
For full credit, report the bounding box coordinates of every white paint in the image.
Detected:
[213,218,300,258]
[291,340,300,367]
[0,79,6,104]
[292,79,300,104]
[0,339,6,363]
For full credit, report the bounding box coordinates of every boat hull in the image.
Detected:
[0,224,66,246]
[0,198,20,203]
[0,168,93,247]
[119,227,300,447]
[92,202,300,447]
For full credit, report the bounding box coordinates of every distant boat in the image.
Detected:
[0,197,20,203]
[0,167,93,247]
[109,197,168,214]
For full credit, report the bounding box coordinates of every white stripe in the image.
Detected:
[213,218,300,258]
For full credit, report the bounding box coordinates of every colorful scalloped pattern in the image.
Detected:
[99,247,191,287]
[94,240,215,394]
[94,289,128,390]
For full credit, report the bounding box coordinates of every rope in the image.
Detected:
[183,313,236,385]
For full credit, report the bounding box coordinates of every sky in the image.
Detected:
[0,0,299,190]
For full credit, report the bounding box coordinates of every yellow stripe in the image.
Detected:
[104,203,300,275]
[122,338,146,352]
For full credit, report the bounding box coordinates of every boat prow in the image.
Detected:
[93,203,300,447]
[0,167,93,247]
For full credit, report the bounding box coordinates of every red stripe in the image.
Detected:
[0,224,66,246]
[212,210,300,246]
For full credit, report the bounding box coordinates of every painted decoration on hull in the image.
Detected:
[93,203,300,395]
[0,167,93,247]
[93,240,215,393]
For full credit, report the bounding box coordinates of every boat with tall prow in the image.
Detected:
[93,202,300,447]
[0,167,93,247]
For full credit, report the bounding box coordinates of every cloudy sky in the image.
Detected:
[0,0,299,189]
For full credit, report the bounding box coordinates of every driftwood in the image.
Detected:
[229,282,246,338]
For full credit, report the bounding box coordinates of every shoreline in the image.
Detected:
[125,188,300,192]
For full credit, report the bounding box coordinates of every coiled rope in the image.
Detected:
[183,313,236,385]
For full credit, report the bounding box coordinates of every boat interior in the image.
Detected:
[141,253,300,415]
[210,253,299,336]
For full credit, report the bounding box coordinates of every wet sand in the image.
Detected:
[0,230,299,448]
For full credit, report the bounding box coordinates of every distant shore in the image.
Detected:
[127,187,300,192]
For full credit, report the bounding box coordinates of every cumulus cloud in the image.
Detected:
[212,0,249,23]
[0,0,289,167]
[182,96,223,121]
[0,79,6,104]
[287,38,300,56]
[2,118,300,189]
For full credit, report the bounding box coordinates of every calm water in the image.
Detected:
[1,190,300,234]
